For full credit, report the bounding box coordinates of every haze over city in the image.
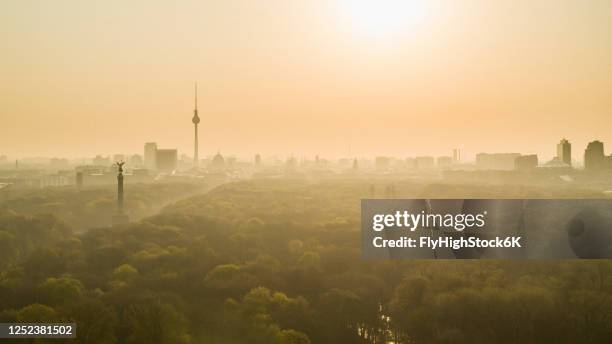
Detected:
[2,0,612,160]
[4,2,612,343]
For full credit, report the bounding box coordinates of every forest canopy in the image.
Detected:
[0,179,611,343]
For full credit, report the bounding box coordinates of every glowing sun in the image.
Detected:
[339,0,430,39]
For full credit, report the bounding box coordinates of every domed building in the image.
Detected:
[210,151,225,170]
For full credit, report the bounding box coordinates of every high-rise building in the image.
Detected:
[192,83,201,168]
[584,140,604,170]
[557,139,571,166]
[144,142,157,169]
[453,148,461,163]
[156,149,178,172]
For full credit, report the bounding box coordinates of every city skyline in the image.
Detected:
[5,137,612,170]
[2,1,612,159]
[3,136,610,166]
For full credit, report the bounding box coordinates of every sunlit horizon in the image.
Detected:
[2,0,611,160]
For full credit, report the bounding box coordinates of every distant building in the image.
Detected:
[375,156,391,171]
[50,158,69,168]
[254,154,261,166]
[415,156,435,169]
[130,154,143,166]
[515,155,538,170]
[132,168,149,177]
[453,149,461,163]
[315,157,329,166]
[155,149,178,172]
[211,151,225,170]
[179,154,192,167]
[584,140,604,171]
[286,156,297,169]
[75,172,83,190]
[113,154,125,163]
[436,156,453,169]
[337,158,351,168]
[405,157,416,169]
[93,155,111,166]
[557,139,571,167]
[476,153,521,170]
[226,156,236,168]
[543,157,571,169]
[144,142,157,169]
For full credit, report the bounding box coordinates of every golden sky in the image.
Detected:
[2,0,612,161]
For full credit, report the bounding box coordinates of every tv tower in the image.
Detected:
[192,83,201,168]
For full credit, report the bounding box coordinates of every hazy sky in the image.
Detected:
[2,0,612,161]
